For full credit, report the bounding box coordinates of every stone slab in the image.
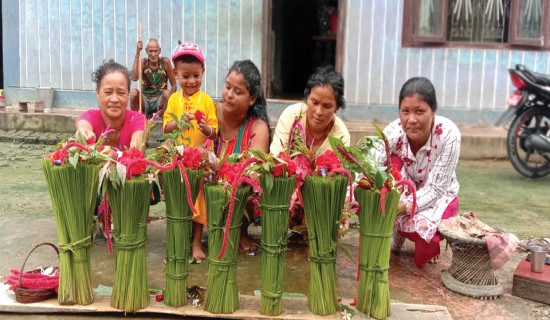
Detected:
[0,284,452,319]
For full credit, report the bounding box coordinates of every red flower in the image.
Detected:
[180,147,202,169]
[118,148,146,179]
[391,164,402,181]
[286,160,296,176]
[293,154,312,180]
[86,136,96,145]
[155,293,164,301]
[273,163,285,177]
[47,149,68,164]
[194,110,204,122]
[315,150,341,172]
[219,161,243,184]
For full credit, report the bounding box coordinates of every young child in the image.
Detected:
[163,41,217,260]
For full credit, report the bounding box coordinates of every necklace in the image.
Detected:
[178,91,202,114]
[305,115,333,148]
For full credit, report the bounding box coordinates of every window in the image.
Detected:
[403,0,550,49]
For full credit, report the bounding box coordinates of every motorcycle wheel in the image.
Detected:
[507,107,550,178]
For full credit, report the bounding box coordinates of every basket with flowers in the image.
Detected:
[42,135,112,305]
[329,128,416,320]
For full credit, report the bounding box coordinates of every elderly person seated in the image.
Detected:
[380,77,461,269]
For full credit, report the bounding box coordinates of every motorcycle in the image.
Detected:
[496,64,550,178]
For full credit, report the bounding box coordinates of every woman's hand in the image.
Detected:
[397,201,407,215]
[197,117,215,138]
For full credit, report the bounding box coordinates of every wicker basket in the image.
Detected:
[14,242,59,303]
[438,225,503,300]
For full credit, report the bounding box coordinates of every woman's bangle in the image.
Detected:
[208,126,213,138]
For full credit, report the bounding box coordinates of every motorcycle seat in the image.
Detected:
[533,72,550,86]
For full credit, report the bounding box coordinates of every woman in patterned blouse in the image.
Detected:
[382,77,461,269]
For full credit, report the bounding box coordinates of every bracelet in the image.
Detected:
[208,126,213,138]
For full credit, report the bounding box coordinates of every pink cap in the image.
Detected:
[171,41,205,64]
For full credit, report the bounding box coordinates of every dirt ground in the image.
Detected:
[1,141,550,319]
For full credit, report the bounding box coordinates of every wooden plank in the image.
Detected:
[419,48,434,79]
[380,0,400,105]
[48,0,61,89]
[25,0,39,88]
[92,0,104,73]
[114,0,127,65]
[38,0,51,87]
[102,0,115,72]
[468,50,483,110]
[522,52,536,70]
[205,0,218,98]
[455,49,472,109]
[183,0,194,41]
[442,49,458,108]
[171,0,182,53]
[240,0,253,60]
[147,0,160,41]
[69,0,83,90]
[367,0,386,105]
[228,0,241,64]
[534,52,549,74]
[494,50,511,111]
[431,49,446,109]
[0,285,452,320]
[356,0,373,104]
[481,50,497,110]
[217,0,229,97]
[160,0,172,52]
[59,0,72,90]
[194,0,207,56]
[250,0,263,68]
[81,0,94,90]
[18,0,27,86]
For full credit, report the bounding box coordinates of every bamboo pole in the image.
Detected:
[138,22,142,113]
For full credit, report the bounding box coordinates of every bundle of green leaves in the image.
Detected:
[329,128,417,319]
[42,139,110,305]
[248,149,297,316]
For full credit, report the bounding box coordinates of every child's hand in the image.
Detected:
[183,114,194,123]
[198,119,214,138]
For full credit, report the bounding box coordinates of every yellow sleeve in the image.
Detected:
[163,92,180,130]
[204,96,218,131]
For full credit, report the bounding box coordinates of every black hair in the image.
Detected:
[173,54,203,68]
[398,77,437,112]
[226,60,270,128]
[91,59,131,92]
[303,66,345,109]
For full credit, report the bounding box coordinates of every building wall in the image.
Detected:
[342,0,550,114]
[2,0,263,107]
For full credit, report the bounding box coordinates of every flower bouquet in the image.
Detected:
[300,150,350,315]
[329,131,416,320]
[248,150,298,316]
[103,147,160,313]
[157,146,204,307]
[203,156,259,314]
[42,138,111,305]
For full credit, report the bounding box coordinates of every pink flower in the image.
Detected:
[180,147,202,169]
[315,150,341,172]
[118,148,146,179]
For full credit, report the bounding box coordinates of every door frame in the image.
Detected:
[261,0,346,99]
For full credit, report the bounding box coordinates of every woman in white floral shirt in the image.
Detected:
[381,77,460,269]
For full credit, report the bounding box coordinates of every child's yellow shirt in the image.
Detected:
[163,89,217,148]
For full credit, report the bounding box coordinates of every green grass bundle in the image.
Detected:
[203,184,251,314]
[107,176,153,313]
[42,160,99,305]
[354,187,400,319]
[301,174,348,316]
[259,175,296,316]
[162,167,203,307]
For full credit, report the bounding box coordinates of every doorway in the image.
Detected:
[268,0,340,99]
